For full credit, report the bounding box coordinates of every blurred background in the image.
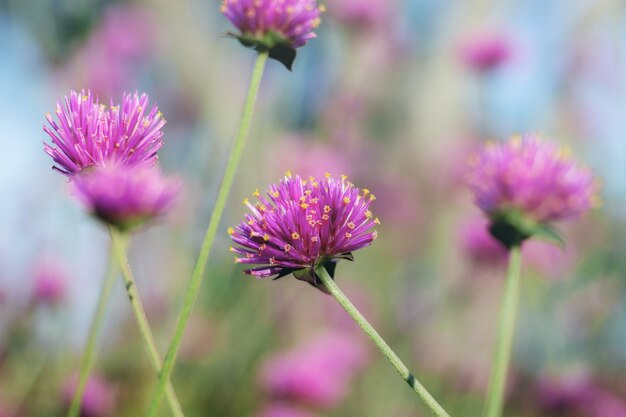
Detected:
[1,0,626,416]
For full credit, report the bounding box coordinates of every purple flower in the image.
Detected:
[221,0,324,49]
[229,173,378,281]
[33,261,67,306]
[458,32,512,72]
[43,90,165,176]
[254,403,318,417]
[466,135,599,227]
[258,332,368,408]
[71,164,180,231]
[63,374,116,417]
[326,0,391,30]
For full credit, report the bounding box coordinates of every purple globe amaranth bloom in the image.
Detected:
[63,374,116,417]
[221,0,324,69]
[466,134,600,248]
[71,164,180,231]
[229,173,378,287]
[458,32,512,73]
[43,89,165,176]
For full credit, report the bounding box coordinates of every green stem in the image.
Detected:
[108,227,185,417]
[315,266,451,417]
[67,244,118,417]
[147,51,269,417]
[484,246,523,417]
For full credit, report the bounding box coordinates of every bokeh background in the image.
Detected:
[1,0,626,416]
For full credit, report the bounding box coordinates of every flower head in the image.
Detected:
[43,89,165,176]
[33,261,67,306]
[326,0,390,30]
[229,173,378,284]
[466,134,599,247]
[71,164,180,231]
[458,32,512,73]
[221,0,324,68]
[63,374,116,417]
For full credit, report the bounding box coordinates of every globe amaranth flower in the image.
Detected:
[71,164,180,231]
[221,0,324,69]
[466,134,600,248]
[229,173,378,287]
[458,32,512,73]
[43,89,165,175]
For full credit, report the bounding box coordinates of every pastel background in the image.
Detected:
[1,0,625,416]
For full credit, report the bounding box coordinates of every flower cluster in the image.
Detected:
[229,173,378,281]
[43,90,178,230]
[221,0,324,49]
[44,90,165,176]
[466,134,599,247]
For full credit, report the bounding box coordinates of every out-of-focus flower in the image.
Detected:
[71,164,180,231]
[258,332,368,409]
[466,134,599,247]
[458,32,512,73]
[43,90,165,176]
[63,374,116,417]
[59,5,157,97]
[326,0,391,30]
[221,0,324,49]
[32,261,67,306]
[255,403,318,417]
[229,173,378,286]
[458,216,507,265]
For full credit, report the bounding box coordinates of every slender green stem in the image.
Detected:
[108,227,185,417]
[315,266,451,417]
[67,244,118,417]
[484,246,523,417]
[147,51,269,417]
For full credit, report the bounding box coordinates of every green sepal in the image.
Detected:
[226,31,297,70]
[489,210,565,250]
[291,254,353,293]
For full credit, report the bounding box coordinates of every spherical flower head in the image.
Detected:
[62,374,116,417]
[458,33,512,73]
[258,332,367,408]
[326,0,390,30]
[229,173,378,288]
[221,0,324,69]
[71,164,180,231]
[466,134,600,248]
[33,261,68,306]
[43,89,165,176]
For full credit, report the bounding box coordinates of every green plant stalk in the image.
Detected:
[315,266,451,417]
[108,227,185,417]
[147,50,269,417]
[67,244,118,417]
[484,246,523,417]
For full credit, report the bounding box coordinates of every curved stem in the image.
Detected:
[108,227,185,417]
[315,266,451,417]
[146,51,269,417]
[484,246,522,417]
[67,244,118,417]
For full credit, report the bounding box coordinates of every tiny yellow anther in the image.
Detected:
[291,232,300,240]
[253,189,260,197]
[227,227,235,235]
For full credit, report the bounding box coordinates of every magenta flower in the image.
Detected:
[63,374,116,417]
[43,90,165,176]
[33,261,67,306]
[71,164,180,231]
[221,0,323,48]
[327,0,390,30]
[458,32,512,73]
[258,332,368,408]
[229,173,378,285]
[466,135,599,247]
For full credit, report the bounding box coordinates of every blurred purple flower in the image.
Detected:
[466,134,599,224]
[32,261,67,306]
[255,403,318,417]
[458,216,507,265]
[326,0,391,30]
[229,173,378,279]
[63,374,116,417]
[71,164,180,231]
[259,332,368,408]
[458,32,512,72]
[59,5,157,97]
[221,0,324,48]
[43,90,165,176]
